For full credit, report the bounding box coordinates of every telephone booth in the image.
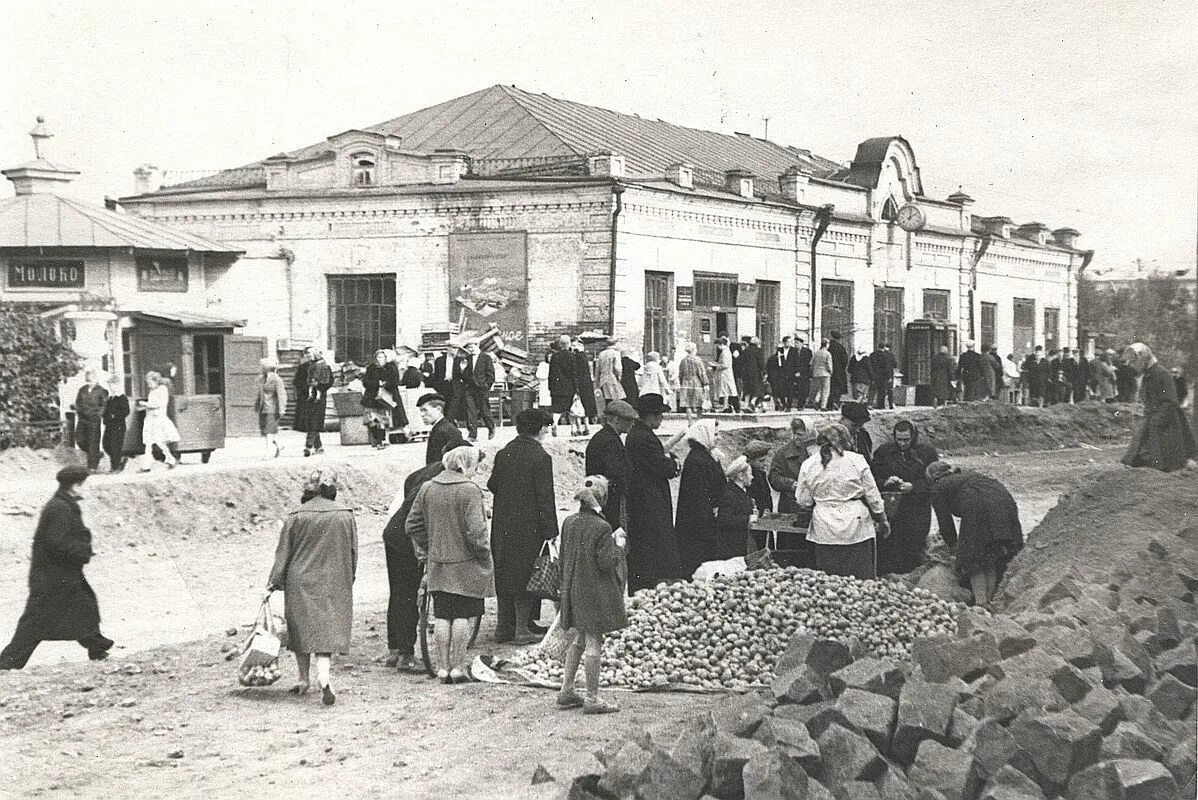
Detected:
[903,319,958,405]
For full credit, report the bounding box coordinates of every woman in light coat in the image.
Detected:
[137,371,179,471]
[676,343,710,423]
[253,358,288,457]
[638,351,670,401]
[709,337,738,412]
[406,445,494,683]
[795,423,889,580]
[267,467,358,705]
[595,339,625,404]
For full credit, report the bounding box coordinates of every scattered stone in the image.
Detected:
[875,765,919,800]
[892,679,958,764]
[1066,759,1178,800]
[166,749,184,759]
[753,718,820,773]
[794,703,851,740]
[1153,641,1197,686]
[225,627,238,637]
[566,774,609,800]
[1164,735,1197,788]
[1070,685,1122,734]
[833,688,896,753]
[907,740,979,800]
[1009,709,1102,791]
[1090,630,1154,693]
[1116,693,1188,752]
[1100,721,1165,761]
[964,718,1018,780]
[770,667,827,705]
[980,765,1046,800]
[710,693,770,738]
[123,664,143,675]
[640,749,706,800]
[530,764,554,784]
[669,714,716,780]
[981,675,1067,724]
[956,613,1038,659]
[989,649,1092,703]
[914,633,1000,682]
[710,733,768,799]
[597,741,652,797]
[917,565,972,604]
[945,707,979,749]
[119,699,137,708]
[828,658,905,700]
[1144,672,1196,719]
[1037,626,1097,669]
[815,723,885,792]
[835,781,881,800]
[775,632,853,678]
[741,747,808,800]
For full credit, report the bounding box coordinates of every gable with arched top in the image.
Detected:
[842,136,925,221]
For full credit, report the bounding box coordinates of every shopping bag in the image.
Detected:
[238,598,283,686]
[536,611,577,663]
[526,540,561,601]
[569,395,585,418]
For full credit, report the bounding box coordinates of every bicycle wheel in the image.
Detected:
[418,585,436,677]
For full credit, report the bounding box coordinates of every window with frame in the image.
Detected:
[351,153,376,186]
[1012,297,1036,356]
[922,289,950,321]
[881,196,899,222]
[644,272,673,356]
[874,286,904,363]
[821,279,854,350]
[755,280,780,349]
[1044,307,1061,353]
[327,274,396,365]
[980,302,997,350]
[693,272,738,308]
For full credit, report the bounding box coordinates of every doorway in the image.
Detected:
[692,311,737,360]
[193,334,225,395]
[1013,298,1036,356]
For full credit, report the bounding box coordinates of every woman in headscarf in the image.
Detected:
[557,475,627,715]
[405,445,494,683]
[871,420,940,574]
[638,351,670,400]
[715,456,756,560]
[267,467,358,705]
[362,349,403,449]
[675,419,726,575]
[676,342,709,423]
[927,461,1022,607]
[795,423,889,580]
[1120,342,1197,472]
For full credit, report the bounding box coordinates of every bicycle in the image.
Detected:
[417,572,482,677]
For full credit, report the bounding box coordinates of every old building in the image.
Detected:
[119,85,1092,377]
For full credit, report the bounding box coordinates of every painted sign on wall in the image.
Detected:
[448,232,528,347]
[676,286,694,311]
[7,260,85,288]
[136,256,189,292]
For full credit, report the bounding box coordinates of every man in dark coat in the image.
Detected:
[1022,347,1048,406]
[767,418,815,517]
[839,402,873,465]
[487,409,559,643]
[454,342,496,441]
[871,420,939,575]
[988,347,1005,401]
[931,346,956,407]
[619,353,640,405]
[299,347,333,456]
[743,440,774,514]
[795,336,813,408]
[741,336,766,411]
[418,393,465,466]
[73,369,108,471]
[1,467,113,669]
[869,343,898,409]
[429,347,457,415]
[766,343,794,411]
[624,394,685,592]
[1120,343,1198,472]
[958,342,986,402]
[1045,349,1063,405]
[292,348,311,431]
[548,336,577,428]
[1115,357,1138,402]
[827,331,849,410]
[675,425,726,576]
[584,400,637,527]
[572,338,597,429]
[1070,349,1089,403]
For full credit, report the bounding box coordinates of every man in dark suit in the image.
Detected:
[795,335,812,409]
[869,342,898,409]
[73,370,108,471]
[624,394,687,592]
[584,400,637,527]
[454,341,496,441]
[417,393,464,466]
[430,346,458,412]
[827,331,849,410]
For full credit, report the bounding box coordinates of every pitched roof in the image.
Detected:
[161,84,844,193]
[0,193,241,252]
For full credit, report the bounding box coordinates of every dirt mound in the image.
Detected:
[719,402,1135,458]
[0,443,83,474]
[997,464,1198,615]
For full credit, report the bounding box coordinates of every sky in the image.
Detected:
[2,0,1195,275]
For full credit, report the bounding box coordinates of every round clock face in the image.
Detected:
[896,203,925,232]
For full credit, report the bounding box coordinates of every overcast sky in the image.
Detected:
[3,0,1195,274]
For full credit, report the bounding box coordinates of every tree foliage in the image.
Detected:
[0,304,82,440]
[1079,273,1197,376]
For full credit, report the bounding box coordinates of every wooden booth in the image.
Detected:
[122,311,268,461]
[903,319,958,406]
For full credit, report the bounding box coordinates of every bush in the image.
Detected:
[0,305,81,447]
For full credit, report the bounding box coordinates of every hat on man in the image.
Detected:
[743,440,772,460]
[637,393,670,416]
[605,399,638,421]
[840,401,870,425]
[417,392,447,407]
[56,466,91,488]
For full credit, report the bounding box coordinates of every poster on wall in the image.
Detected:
[136,256,189,292]
[448,232,528,348]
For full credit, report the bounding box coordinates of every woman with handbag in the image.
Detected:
[556,475,627,715]
[362,349,404,449]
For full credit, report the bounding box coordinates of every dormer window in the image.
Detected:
[881,196,899,222]
[351,153,376,186]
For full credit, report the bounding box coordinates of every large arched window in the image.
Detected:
[351,153,376,185]
[881,196,899,222]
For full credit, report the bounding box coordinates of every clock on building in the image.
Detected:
[896,203,926,232]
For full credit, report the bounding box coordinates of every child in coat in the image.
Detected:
[556,475,627,714]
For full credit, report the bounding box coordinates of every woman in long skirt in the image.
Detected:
[137,371,179,471]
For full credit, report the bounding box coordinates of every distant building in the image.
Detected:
[120,84,1092,374]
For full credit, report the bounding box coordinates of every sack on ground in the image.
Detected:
[526,540,561,601]
[692,556,747,583]
[239,598,283,687]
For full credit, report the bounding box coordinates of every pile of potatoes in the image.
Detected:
[238,661,282,687]
[521,566,959,690]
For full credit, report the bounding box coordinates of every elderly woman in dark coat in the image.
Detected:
[624,393,687,591]
[931,346,955,407]
[871,420,939,575]
[407,446,494,683]
[715,457,756,560]
[487,409,559,644]
[927,462,1022,607]
[557,475,627,715]
[675,419,727,575]
[267,467,358,705]
[362,349,404,449]
[1120,342,1198,472]
[0,467,114,669]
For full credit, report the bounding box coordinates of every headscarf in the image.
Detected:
[1122,342,1157,375]
[303,466,338,495]
[816,423,853,468]
[685,419,719,452]
[442,445,481,474]
[574,474,609,513]
[925,461,956,482]
[724,455,753,487]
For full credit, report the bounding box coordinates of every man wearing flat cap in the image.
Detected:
[585,400,638,527]
[839,401,873,465]
[1,467,113,669]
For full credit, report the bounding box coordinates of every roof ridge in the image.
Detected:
[496,85,581,157]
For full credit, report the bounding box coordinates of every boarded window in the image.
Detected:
[644,272,673,356]
[980,302,997,350]
[1013,297,1036,356]
[874,286,904,363]
[693,272,738,308]
[328,274,397,365]
[755,280,780,349]
[1044,307,1061,353]
[922,289,950,321]
[821,279,854,350]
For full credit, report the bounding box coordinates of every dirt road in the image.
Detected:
[0,444,1125,800]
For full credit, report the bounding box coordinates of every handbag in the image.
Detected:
[569,394,585,418]
[526,539,561,601]
[238,598,283,686]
